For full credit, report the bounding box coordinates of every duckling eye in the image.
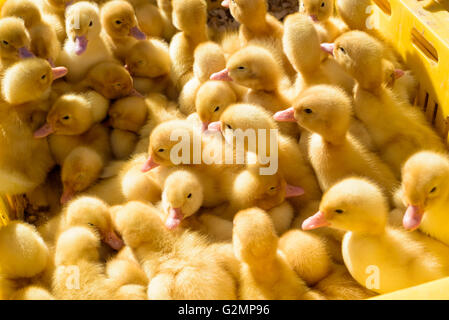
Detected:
[62,115,70,120]
[237,66,245,70]
[115,20,122,25]
[226,124,232,130]
[270,186,276,191]
[321,2,325,7]
[2,40,8,45]
[158,148,165,152]
[87,222,95,227]
[430,187,437,193]
[214,106,220,112]
[187,193,192,199]
[304,108,313,114]
[335,209,344,214]
[89,21,93,27]
[41,74,46,80]
[339,47,346,54]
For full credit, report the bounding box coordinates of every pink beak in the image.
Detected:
[141,156,159,172]
[310,15,319,22]
[221,0,230,8]
[34,123,54,138]
[273,108,296,122]
[403,205,424,231]
[104,230,125,250]
[52,67,68,80]
[320,43,335,56]
[129,26,146,40]
[302,211,330,230]
[285,184,305,198]
[165,207,183,230]
[74,35,88,55]
[394,69,405,80]
[201,122,210,133]
[18,47,34,59]
[210,69,233,81]
[60,187,75,205]
[208,121,222,132]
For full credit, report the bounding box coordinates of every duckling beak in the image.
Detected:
[74,35,88,55]
[34,123,54,138]
[201,122,210,132]
[60,187,75,205]
[403,205,424,231]
[302,211,330,230]
[52,66,68,80]
[104,229,125,250]
[285,184,305,198]
[221,0,230,8]
[320,43,335,56]
[129,26,146,40]
[394,69,405,80]
[309,15,319,22]
[208,121,222,132]
[165,207,183,230]
[141,156,159,172]
[273,108,296,122]
[210,69,233,81]
[18,47,34,59]
[130,88,144,98]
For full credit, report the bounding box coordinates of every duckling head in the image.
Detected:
[65,2,101,55]
[323,31,385,91]
[1,0,42,29]
[34,94,93,138]
[0,221,49,278]
[299,0,333,23]
[401,151,449,231]
[161,170,204,230]
[233,207,278,264]
[196,81,237,131]
[172,0,207,38]
[55,226,100,265]
[193,42,226,83]
[65,196,124,251]
[302,177,388,234]
[108,96,147,133]
[290,85,352,144]
[61,147,104,205]
[142,120,200,172]
[101,0,145,40]
[225,0,267,28]
[2,58,67,104]
[125,40,170,78]
[85,61,134,99]
[211,45,281,91]
[0,17,33,62]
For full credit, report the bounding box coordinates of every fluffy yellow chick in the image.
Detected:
[282,13,354,94]
[126,0,164,39]
[58,1,114,83]
[0,17,33,69]
[302,177,449,294]
[77,61,136,99]
[275,85,398,196]
[1,0,60,65]
[326,31,445,174]
[109,96,148,134]
[34,90,109,138]
[113,201,238,299]
[0,221,53,300]
[169,0,209,89]
[35,0,70,42]
[101,0,146,62]
[400,151,449,246]
[233,208,322,300]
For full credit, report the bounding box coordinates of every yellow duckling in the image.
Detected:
[233,207,323,300]
[35,0,70,42]
[302,177,449,294]
[274,85,398,196]
[109,96,148,134]
[325,31,445,175]
[126,0,165,39]
[169,0,209,89]
[0,221,54,300]
[1,0,60,66]
[113,201,238,299]
[0,17,33,69]
[400,151,449,246]
[105,257,148,300]
[101,0,146,62]
[58,1,114,83]
[34,90,109,138]
[110,129,138,160]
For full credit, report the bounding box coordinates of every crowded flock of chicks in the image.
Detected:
[0,0,449,300]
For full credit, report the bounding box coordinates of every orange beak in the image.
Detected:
[302,211,330,230]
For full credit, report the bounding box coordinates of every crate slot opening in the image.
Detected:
[373,0,391,15]
[411,28,439,63]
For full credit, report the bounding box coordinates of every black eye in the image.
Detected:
[226,124,232,130]
[2,40,8,45]
[335,209,344,214]
[115,20,122,24]
[339,47,346,54]
[187,193,192,198]
[270,186,276,190]
[89,21,93,27]
[430,187,437,193]
[41,74,46,79]
[214,106,220,112]
[62,115,70,120]
[304,108,312,114]
[321,2,325,7]
[237,66,245,70]
[87,222,94,227]
[158,148,165,152]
